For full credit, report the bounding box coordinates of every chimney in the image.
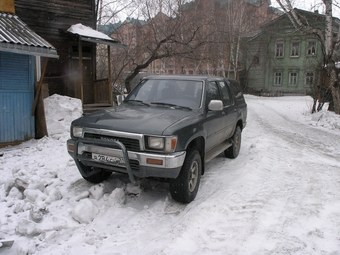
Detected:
[0,0,15,14]
[314,10,319,14]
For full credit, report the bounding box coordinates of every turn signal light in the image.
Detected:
[146,158,163,165]
[68,144,74,151]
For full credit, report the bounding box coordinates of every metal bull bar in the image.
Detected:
[74,138,138,186]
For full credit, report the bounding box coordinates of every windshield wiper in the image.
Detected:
[175,105,192,110]
[126,100,150,106]
[151,102,177,107]
[151,102,192,110]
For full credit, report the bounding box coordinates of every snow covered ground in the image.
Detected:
[1,94,340,255]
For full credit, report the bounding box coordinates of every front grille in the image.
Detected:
[84,133,141,152]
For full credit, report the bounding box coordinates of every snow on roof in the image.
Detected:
[67,23,117,41]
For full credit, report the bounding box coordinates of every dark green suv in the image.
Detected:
[67,75,247,203]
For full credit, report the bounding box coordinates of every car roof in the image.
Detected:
[144,74,227,82]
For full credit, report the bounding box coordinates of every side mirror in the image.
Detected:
[208,100,223,111]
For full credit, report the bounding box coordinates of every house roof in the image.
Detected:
[244,8,330,42]
[67,23,127,49]
[0,12,58,58]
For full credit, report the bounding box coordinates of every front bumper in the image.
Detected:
[67,138,186,180]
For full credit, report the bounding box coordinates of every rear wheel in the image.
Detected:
[224,126,242,159]
[77,161,112,183]
[169,149,202,203]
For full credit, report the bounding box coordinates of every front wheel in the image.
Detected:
[224,126,242,159]
[169,149,202,203]
[83,169,112,183]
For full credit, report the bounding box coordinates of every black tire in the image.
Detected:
[224,126,242,159]
[169,149,202,203]
[83,169,112,183]
[78,161,112,183]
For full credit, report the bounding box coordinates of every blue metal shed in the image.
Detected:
[0,13,58,146]
[0,52,35,143]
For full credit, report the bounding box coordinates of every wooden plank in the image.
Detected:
[34,82,48,139]
[31,58,48,116]
[78,36,84,105]
[108,45,113,105]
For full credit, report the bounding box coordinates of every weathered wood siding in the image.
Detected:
[246,36,269,92]
[14,0,96,99]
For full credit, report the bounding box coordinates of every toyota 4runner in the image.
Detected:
[67,75,247,203]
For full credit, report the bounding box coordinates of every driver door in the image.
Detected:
[204,81,225,151]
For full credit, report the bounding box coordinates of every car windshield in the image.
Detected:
[125,79,203,109]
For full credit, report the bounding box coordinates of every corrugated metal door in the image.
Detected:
[0,52,35,144]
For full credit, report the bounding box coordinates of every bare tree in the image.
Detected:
[95,0,137,96]
[224,1,254,81]
[275,0,340,114]
[96,0,137,25]
[110,0,214,92]
[180,0,278,80]
[104,0,279,92]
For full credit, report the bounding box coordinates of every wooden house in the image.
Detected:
[0,2,58,147]
[14,0,126,110]
[243,9,340,96]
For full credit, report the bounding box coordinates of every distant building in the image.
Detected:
[243,9,340,96]
[110,0,280,79]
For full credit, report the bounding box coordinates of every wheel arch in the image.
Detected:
[186,136,205,175]
[236,119,244,131]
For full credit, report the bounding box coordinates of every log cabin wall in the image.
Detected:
[14,0,96,99]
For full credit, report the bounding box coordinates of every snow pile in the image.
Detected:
[248,95,340,132]
[0,95,339,255]
[67,23,117,41]
[309,110,340,130]
[44,94,82,137]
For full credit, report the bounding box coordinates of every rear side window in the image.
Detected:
[218,81,232,106]
[228,80,243,99]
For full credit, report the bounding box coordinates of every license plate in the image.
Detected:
[92,153,125,165]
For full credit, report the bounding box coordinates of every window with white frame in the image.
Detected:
[307,41,317,56]
[291,42,300,57]
[275,42,284,58]
[274,72,282,86]
[289,72,298,86]
[305,72,314,86]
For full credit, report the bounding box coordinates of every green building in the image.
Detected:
[243,9,340,96]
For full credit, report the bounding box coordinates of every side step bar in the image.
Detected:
[205,140,232,163]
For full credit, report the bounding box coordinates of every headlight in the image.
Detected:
[148,137,164,150]
[72,126,83,138]
[147,136,177,152]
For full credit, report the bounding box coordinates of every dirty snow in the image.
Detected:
[0,94,340,255]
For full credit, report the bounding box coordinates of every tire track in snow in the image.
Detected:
[156,98,340,254]
[248,98,340,160]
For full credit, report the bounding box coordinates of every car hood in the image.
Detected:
[73,103,198,135]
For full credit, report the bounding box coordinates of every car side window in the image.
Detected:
[207,82,220,103]
[218,81,232,106]
[229,80,243,99]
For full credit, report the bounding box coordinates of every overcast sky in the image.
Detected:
[270,0,340,17]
